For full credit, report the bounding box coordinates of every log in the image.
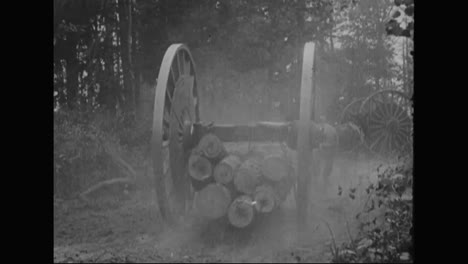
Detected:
[273,174,295,204]
[191,174,215,192]
[194,183,232,220]
[213,155,242,185]
[228,195,256,228]
[253,185,276,213]
[188,153,212,181]
[234,158,262,195]
[196,133,227,160]
[260,154,290,182]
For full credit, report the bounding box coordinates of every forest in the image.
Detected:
[54,0,413,262]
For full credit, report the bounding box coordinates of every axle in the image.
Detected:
[190,120,362,151]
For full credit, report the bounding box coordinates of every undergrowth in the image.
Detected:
[330,156,413,263]
[54,109,151,199]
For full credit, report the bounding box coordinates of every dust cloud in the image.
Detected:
[148,140,384,262]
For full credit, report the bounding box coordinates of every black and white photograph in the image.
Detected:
[54,0,414,262]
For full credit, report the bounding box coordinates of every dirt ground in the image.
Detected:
[54,142,385,263]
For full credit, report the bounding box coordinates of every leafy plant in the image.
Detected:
[332,156,413,262]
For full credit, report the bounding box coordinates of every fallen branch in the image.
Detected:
[102,142,137,179]
[79,177,133,201]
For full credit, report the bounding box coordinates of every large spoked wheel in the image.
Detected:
[359,89,412,159]
[339,97,368,154]
[340,97,365,124]
[151,44,199,226]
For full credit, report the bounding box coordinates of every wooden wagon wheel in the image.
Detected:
[359,89,412,159]
[151,44,199,225]
[339,97,365,124]
[338,97,368,154]
[296,42,317,235]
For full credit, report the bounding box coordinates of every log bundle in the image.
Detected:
[187,134,295,228]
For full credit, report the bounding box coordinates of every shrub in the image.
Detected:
[331,156,413,263]
[54,109,149,199]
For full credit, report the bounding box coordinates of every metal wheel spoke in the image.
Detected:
[389,101,397,118]
[394,105,406,121]
[369,115,385,126]
[398,118,412,128]
[170,64,179,87]
[375,104,387,120]
[393,133,404,149]
[165,89,173,110]
[370,130,386,150]
[395,130,409,145]
[379,132,389,154]
[368,127,384,141]
[395,106,408,121]
[387,132,395,153]
[185,60,191,76]
[372,108,384,121]
[182,51,191,75]
[384,102,393,119]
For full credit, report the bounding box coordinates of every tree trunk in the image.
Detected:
[64,33,79,110]
[213,155,242,185]
[117,0,134,112]
[402,38,406,93]
[194,183,231,219]
[132,27,140,116]
[228,195,255,228]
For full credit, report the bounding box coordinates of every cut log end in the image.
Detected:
[194,183,231,220]
[234,159,262,195]
[214,155,242,185]
[228,195,255,228]
[188,154,212,181]
[254,185,276,213]
[197,133,227,159]
[261,154,290,182]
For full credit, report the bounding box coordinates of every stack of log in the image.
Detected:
[188,133,295,228]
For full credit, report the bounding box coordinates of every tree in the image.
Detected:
[333,0,398,100]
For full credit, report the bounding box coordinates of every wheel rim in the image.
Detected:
[340,97,365,124]
[151,44,199,225]
[359,89,412,159]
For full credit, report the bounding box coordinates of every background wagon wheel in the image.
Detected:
[151,44,199,226]
[340,97,365,124]
[359,89,412,159]
[339,97,368,154]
